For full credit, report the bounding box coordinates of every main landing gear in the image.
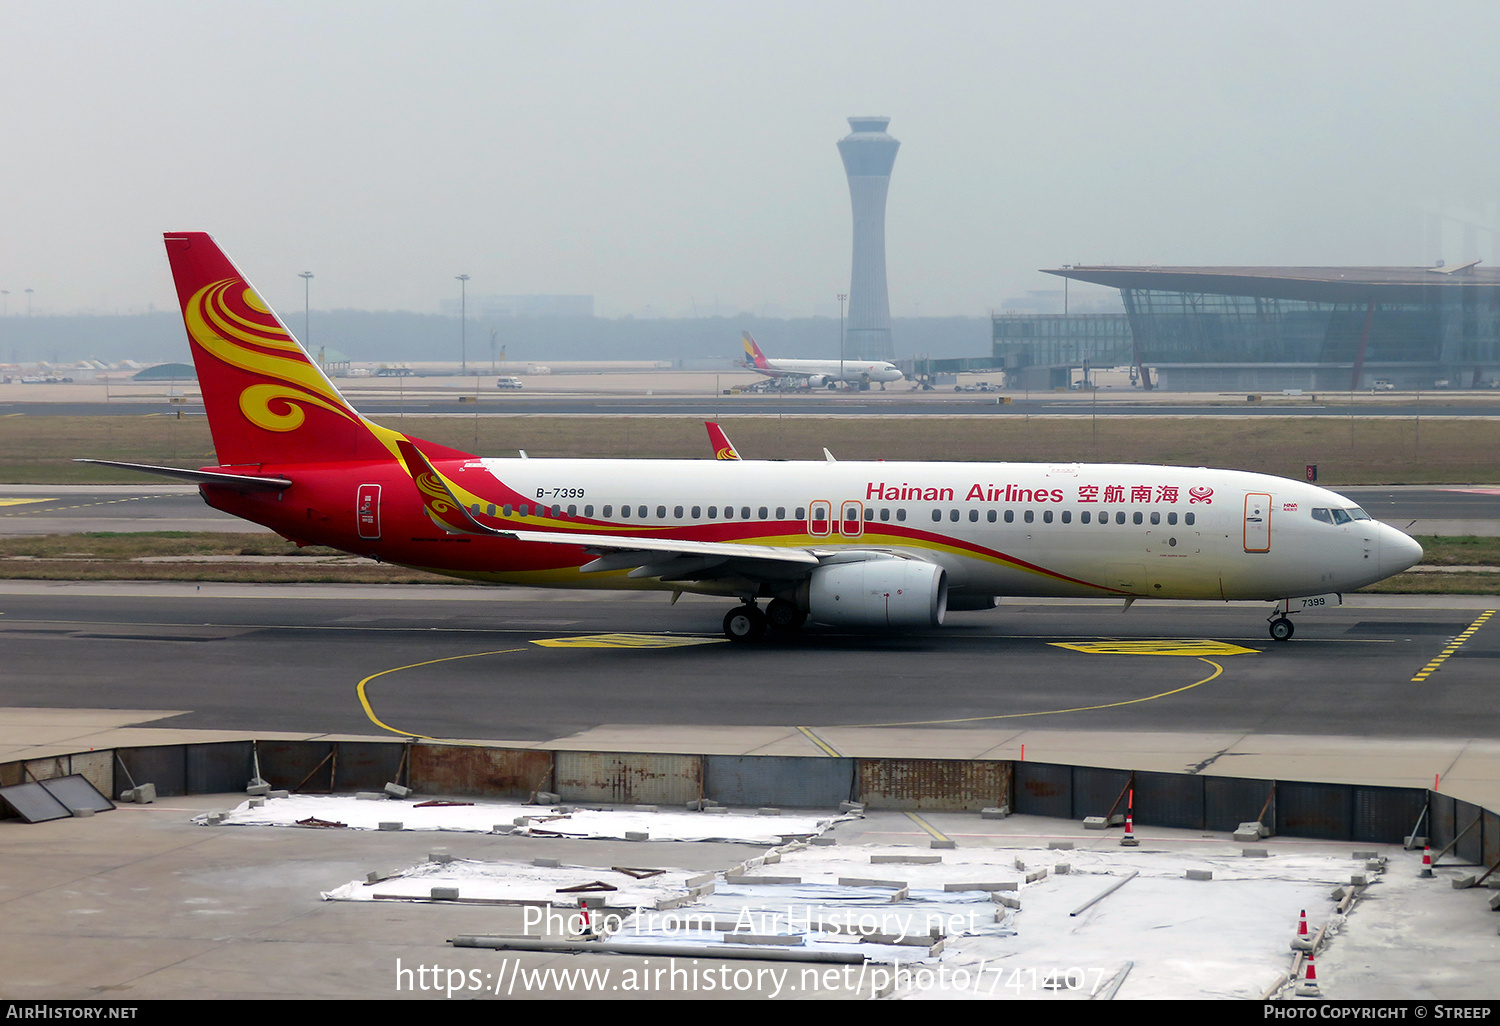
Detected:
[723,598,807,643]
[1267,614,1295,642]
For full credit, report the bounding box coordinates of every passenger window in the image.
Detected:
[969,509,979,522]
[1062,510,1071,524]
[1043,510,1053,523]
[520,504,530,517]
[568,505,577,517]
[1004,510,1014,523]
[1133,512,1143,525]
[1167,512,1177,525]
[1150,511,1160,525]
[1024,510,1034,523]
[1099,511,1109,526]
[1116,512,1126,525]
[674,506,683,519]
[1081,511,1091,523]
[949,509,960,522]
[503,504,514,516]
[880,508,890,522]
[692,506,701,518]
[708,506,718,519]
[584,505,593,517]
[987,510,997,523]
[619,505,630,518]
[776,507,786,519]
[602,505,612,517]
[638,506,647,518]
[796,507,806,519]
[896,509,906,522]
[657,505,667,519]
[1185,512,1196,526]
[724,506,734,520]
[486,503,496,516]
[760,507,769,520]
[932,509,942,522]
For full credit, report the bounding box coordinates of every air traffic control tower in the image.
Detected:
[838,116,900,362]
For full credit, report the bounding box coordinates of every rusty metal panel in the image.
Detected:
[1013,762,1070,819]
[1073,767,1132,820]
[1352,786,1427,845]
[1133,771,1204,830]
[1429,793,1457,850]
[67,749,114,799]
[1483,809,1500,872]
[1277,780,1352,840]
[558,752,704,805]
[116,746,187,798]
[1453,799,1485,865]
[22,757,67,782]
[0,760,22,788]
[324,742,405,791]
[857,759,1010,811]
[705,756,853,808]
[411,744,554,800]
[256,741,335,793]
[1205,776,1276,833]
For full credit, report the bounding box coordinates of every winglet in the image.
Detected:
[741,331,771,370]
[705,421,741,461]
[395,440,501,536]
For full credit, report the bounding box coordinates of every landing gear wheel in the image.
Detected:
[765,597,807,634]
[1269,616,1295,642]
[723,604,766,643]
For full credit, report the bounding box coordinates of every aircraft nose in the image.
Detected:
[1379,526,1424,577]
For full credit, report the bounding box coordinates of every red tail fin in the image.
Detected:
[164,232,469,467]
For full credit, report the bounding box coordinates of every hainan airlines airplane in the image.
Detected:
[84,233,1423,644]
[741,331,904,389]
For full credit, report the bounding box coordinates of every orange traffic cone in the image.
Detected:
[1291,908,1314,951]
[1295,952,1322,997]
[1120,812,1139,846]
[1421,846,1434,879]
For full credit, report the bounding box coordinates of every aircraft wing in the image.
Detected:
[395,441,820,575]
[73,459,293,491]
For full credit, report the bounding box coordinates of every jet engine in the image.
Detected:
[807,374,829,388]
[805,558,948,627]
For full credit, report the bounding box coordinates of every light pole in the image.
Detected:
[25,288,34,317]
[298,271,314,347]
[837,293,847,387]
[455,275,470,375]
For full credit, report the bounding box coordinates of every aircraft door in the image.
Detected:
[808,500,832,537]
[1243,492,1271,553]
[357,484,382,540]
[839,500,864,537]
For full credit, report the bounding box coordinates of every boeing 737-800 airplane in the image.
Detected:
[741,332,904,389]
[84,233,1423,644]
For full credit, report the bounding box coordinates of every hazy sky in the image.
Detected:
[2,1,1497,320]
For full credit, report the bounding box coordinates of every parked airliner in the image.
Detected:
[83,233,1423,643]
[741,332,904,389]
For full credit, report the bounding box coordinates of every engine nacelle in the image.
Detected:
[806,559,948,627]
[807,374,829,388]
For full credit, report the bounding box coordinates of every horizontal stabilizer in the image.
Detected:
[73,459,292,490]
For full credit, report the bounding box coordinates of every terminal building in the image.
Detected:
[992,264,1500,391]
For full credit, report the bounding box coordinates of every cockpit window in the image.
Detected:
[1331,508,1352,525]
[1311,508,1332,524]
[1348,507,1371,520]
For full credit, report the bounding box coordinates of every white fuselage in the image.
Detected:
[750,358,904,385]
[467,457,1422,602]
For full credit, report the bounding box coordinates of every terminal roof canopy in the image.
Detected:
[1044,265,1500,304]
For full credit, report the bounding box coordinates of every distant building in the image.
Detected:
[1025,264,1500,391]
[838,117,900,362]
[992,313,1135,390]
[442,295,594,318]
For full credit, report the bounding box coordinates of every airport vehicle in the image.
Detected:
[740,331,904,389]
[495,376,523,390]
[83,233,1423,644]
